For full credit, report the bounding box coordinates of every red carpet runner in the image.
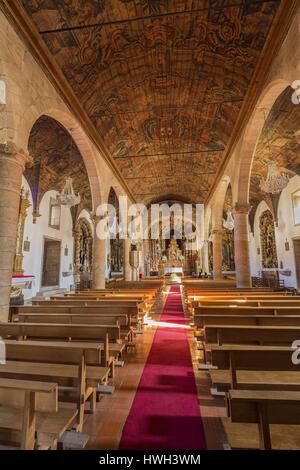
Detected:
[119,285,206,450]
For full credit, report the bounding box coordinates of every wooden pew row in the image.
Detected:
[209,345,299,392]
[11,305,139,329]
[16,313,135,344]
[195,305,300,317]
[195,314,300,328]
[0,378,78,450]
[0,378,58,450]
[75,289,158,299]
[36,298,147,316]
[29,300,147,330]
[205,325,300,347]
[193,298,300,308]
[0,323,122,367]
[60,294,153,311]
[223,389,300,449]
[2,340,110,433]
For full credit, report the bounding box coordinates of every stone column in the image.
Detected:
[92,216,106,289]
[212,228,223,280]
[124,237,132,281]
[202,240,209,273]
[0,144,32,322]
[233,203,252,288]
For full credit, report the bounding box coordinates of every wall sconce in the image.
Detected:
[285,239,290,251]
[257,247,260,255]
[64,245,68,256]
[280,261,284,269]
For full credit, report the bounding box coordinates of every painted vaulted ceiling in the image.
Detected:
[22,0,281,204]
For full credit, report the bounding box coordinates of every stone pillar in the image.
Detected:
[233,203,252,288]
[212,229,223,280]
[124,237,132,281]
[202,240,209,273]
[92,216,106,289]
[0,144,32,322]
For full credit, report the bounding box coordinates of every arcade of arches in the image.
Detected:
[1,0,300,452]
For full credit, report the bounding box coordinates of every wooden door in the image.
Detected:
[42,240,61,286]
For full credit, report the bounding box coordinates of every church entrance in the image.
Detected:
[42,239,61,287]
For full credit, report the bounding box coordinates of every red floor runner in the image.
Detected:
[119,285,206,450]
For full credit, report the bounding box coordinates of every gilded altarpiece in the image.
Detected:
[74,218,93,288]
[259,210,278,269]
[13,188,31,275]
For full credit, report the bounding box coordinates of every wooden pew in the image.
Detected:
[195,305,300,317]
[2,340,110,432]
[193,298,300,308]
[223,389,300,449]
[32,299,147,317]
[204,325,300,347]
[209,345,299,392]
[16,313,134,343]
[0,323,122,367]
[0,378,81,449]
[195,314,300,328]
[13,305,140,328]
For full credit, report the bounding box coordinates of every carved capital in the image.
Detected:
[0,142,32,169]
[234,202,251,215]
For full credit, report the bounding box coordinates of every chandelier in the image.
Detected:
[56,177,81,207]
[223,210,234,231]
[260,161,289,194]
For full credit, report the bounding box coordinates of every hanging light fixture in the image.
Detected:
[260,160,290,194]
[259,108,290,194]
[56,177,81,207]
[223,210,234,231]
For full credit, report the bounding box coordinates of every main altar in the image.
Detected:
[158,238,184,276]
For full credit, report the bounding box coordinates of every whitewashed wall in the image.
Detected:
[250,175,300,288]
[21,177,75,297]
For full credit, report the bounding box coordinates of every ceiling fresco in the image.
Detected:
[22,0,281,204]
[25,116,92,219]
[250,86,300,217]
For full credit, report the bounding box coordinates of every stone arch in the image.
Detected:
[21,101,104,210]
[236,79,290,206]
[211,176,231,230]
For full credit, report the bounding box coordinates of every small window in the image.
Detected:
[49,199,61,229]
[292,189,300,225]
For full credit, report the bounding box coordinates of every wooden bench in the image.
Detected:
[203,325,300,363]
[13,305,141,328]
[223,389,300,449]
[209,345,299,392]
[195,306,300,317]
[32,299,148,318]
[1,339,112,430]
[195,314,300,328]
[16,313,134,344]
[0,323,122,367]
[0,378,80,450]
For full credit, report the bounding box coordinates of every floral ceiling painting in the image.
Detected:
[23,0,281,204]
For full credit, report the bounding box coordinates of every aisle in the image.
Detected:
[119,285,206,450]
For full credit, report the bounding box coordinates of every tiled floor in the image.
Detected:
[83,291,228,450]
